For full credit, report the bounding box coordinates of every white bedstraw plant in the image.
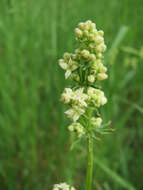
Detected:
[53,20,109,190]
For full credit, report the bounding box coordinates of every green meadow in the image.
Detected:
[0,0,143,189]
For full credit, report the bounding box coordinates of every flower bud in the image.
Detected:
[97,53,102,58]
[99,64,107,73]
[68,125,74,132]
[89,43,95,50]
[83,30,89,37]
[101,95,107,105]
[95,36,104,44]
[78,22,85,30]
[81,49,90,59]
[98,30,104,36]
[89,54,96,62]
[96,44,104,52]
[89,33,95,41]
[91,117,102,127]
[91,22,96,30]
[63,52,71,60]
[97,73,108,80]
[88,75,95,83]
[75,28,83,38]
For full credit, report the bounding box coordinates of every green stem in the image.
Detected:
[85,136,94,190]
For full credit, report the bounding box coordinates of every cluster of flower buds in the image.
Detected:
[53,183,75,190]
[68,122,85,138]
[59,20,108,83]
[91,117,102,128]
[75,21,106,58]
[87,87,107,107]
[59,20,108,139]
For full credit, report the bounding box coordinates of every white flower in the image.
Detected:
[65,58,78,79]
[53,183,76,190]
[65,106,85,122]
[73,88,88,107]
[59,59,68,70]
[59,57,78,79]
[61,88,73,104]
[53,183,69,190]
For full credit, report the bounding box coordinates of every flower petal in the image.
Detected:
[59,59,68,70]
[65,70,71,79]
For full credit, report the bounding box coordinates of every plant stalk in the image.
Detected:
[85,136,94,190]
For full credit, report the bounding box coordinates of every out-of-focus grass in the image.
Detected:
[0,0,143,189]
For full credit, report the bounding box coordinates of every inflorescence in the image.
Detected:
[59,20,107,139]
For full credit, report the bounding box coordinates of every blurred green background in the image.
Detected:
[0,0,143,189]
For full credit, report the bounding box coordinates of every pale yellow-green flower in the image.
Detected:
[59,57,78,79]
[72,88,88,107]
[65,106,85,122]
[61,88,73,104]
[53,183,76,190]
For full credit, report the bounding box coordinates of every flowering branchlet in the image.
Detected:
[56,20,109,190]
[59,20,108,139]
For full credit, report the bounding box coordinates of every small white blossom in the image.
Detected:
[61,88,73,104]
[65,106,85,122]
[59,57,78,79]
[65,59,78,79]
[53,183,76,190]
[73,88,88,107]
[59,59,68,70]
